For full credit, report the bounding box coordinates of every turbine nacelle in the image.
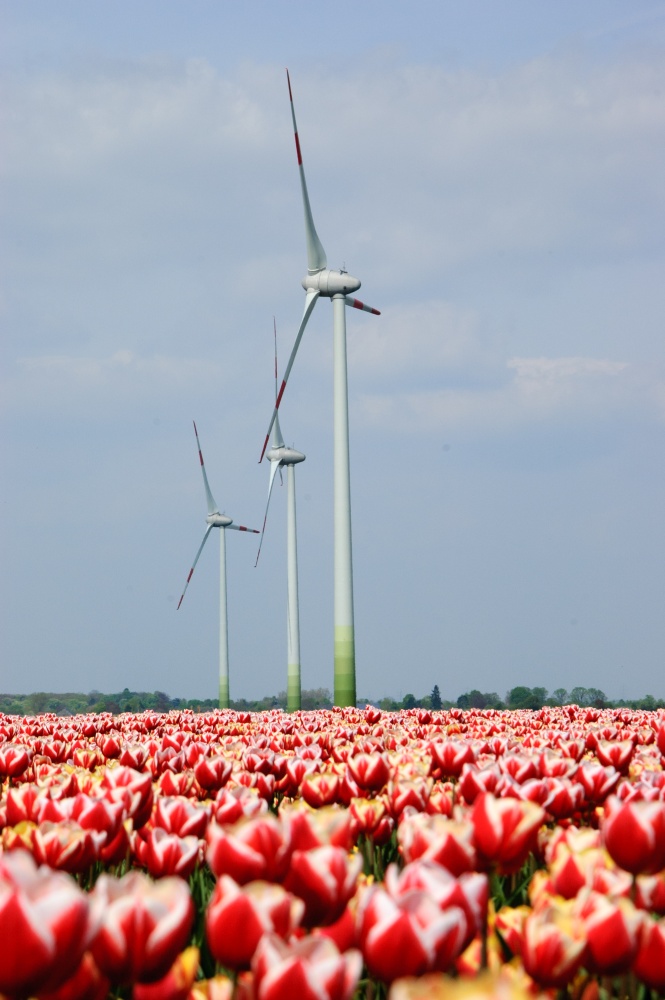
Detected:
[266,445,306,466]
[206,513,233,528]
[302,269,361,297]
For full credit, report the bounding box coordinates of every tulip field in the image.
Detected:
[1,705,665,999]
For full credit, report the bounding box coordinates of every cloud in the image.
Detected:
[356,353,661,436]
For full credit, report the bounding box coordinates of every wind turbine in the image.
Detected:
[177,421,259,709]
[256,320,306,712]
[259,70,380,708]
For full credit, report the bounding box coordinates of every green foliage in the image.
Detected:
[0,684,662,716]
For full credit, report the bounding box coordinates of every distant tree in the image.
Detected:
[456,693,470,709]
[153,691,172,713]
[379,697,401,711]
[506,686,548,710]
[550,688,569,705]
[26,692,49,714]
[430,685,442,710]
[402,693,416,709]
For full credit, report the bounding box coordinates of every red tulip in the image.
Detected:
[35,951,109,1000]
[346,752,391,792]
[206,814,292,883]
[6,782,47,824]
[521,901,586,989]
[32,820,104,874]
[574,761,620,804]
[386,860,488,950]
[300,771,341,808]
[0,850,90,996]
[152,795,210,838]
[398,812,477,877]
[100,766,154,828]
[0,743,32,778]
[633,914,665,991]
[252,934,362,1000]
[194,754,233,791]
[205,875,303,970]
[358,882,468,982]
[471,793,545,874]
[386,779,432,820]
[458,762,503,804]
[428,740,476,778]
[283,803,355,852]
[574,890,643,975]
[595,738,635,774]
[635,871,665,915]
[89,871,194,984]
[134,827,202,879]
[212,786,267,824]
[601,796,665,874]
[284,845,363,927]
[132,946,199,1000]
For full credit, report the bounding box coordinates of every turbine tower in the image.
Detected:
[256,320,306,712]
[178,421,259,709]
[260,70,380,707]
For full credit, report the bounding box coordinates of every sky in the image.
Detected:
[1,1,664,704]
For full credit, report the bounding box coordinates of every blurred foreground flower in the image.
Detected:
[0,850,90,997]
[252,934,361,1000]
[89,870,194,984]
[206,875,304,970]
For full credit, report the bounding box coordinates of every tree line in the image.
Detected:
[0,684,663,717]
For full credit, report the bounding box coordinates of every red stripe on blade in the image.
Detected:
[276,380,286,408]
[187,569,194,582]
[294,133,302,166]
[199,450,204,466]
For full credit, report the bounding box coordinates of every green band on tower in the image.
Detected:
[334,625,356,706]
[219,678,229,710]
[287,670,301,713]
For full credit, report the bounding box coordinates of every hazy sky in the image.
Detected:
[2,2,664,703]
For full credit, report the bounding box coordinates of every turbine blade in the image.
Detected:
[227,523,260,533]
[259,288,320,461]
[255,458,282,567]
[273,411,285,450]
[177,525,214,609]
[287,69,327,274]
[193,422,219,515]
[345,296,381,316]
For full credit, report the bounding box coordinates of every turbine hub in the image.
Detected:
[206,513,233,527]
[267,446,306,466]
[302,269,361,297]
